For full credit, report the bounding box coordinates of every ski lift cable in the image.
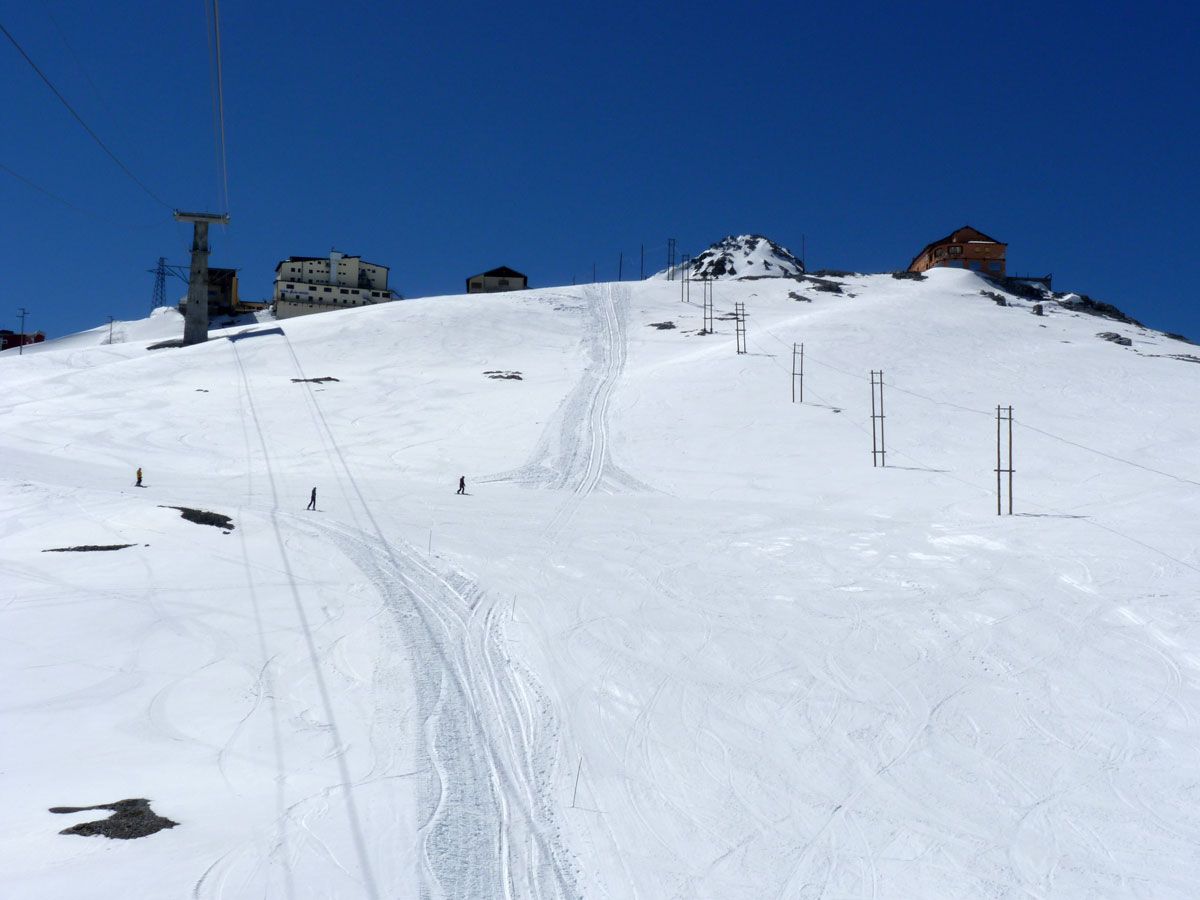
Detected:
[208,0,230,214]
[0,19,171,209]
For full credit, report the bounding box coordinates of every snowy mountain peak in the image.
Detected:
[668,234,805,280]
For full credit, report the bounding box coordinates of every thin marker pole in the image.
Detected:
[571,757,583,808]
[799,343,805,402]
[873,376,883,468]
[878,372,885,467]
[1007,406,1014,515]
[791,343,797,402]
[996,406,1002,516]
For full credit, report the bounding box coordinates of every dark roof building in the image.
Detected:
[467,266,528,293]
[908,226,1006,277]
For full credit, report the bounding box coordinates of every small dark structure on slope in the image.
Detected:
[467,266,528,293]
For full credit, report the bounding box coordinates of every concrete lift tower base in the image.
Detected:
[174,210,230,346]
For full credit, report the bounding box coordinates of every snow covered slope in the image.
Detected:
[2,269,1199,898]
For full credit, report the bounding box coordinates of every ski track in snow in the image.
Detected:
[482,284,651,519]
[312,518,580,900]
[6,270,1200,898]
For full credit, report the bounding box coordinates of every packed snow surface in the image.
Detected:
[2,269,1199,898]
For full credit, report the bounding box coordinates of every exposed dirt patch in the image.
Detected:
[647,321,676,330]
[483,370,523,380]
[51,799,178,840]
[160,506,235,531]
[43,544,135,553]
[788,291,813,303]
[290,376,339,383]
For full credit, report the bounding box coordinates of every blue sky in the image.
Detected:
[3,0,1197,339]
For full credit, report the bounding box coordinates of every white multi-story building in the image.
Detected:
[273,250,396,319]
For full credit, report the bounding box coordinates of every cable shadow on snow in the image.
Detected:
[1015,512,1090,519]
[227,327,285,342]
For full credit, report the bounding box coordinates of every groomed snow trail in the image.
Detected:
[207,333,581,899]
[483,284,647,513]
[315,519,579,900]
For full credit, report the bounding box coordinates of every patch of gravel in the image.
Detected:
[160,506,235,530]
[51,799,178,840]
[43,544,135,553]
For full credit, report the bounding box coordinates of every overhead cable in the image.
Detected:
[0,19,171,208]
[208,0,230,212]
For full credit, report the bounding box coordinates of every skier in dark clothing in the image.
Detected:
[456,476,466,495]
[135,467,143,487]
[307,487,317,510]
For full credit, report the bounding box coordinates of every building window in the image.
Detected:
[340,288,348,294]
[934,247,946,258]
[948,245,962,256]
[286,283,294,289]
[498,279,509,287]
[988,261,1002,271]
[324,287,332,292]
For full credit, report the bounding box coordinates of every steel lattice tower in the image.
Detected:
[150,257,167,311]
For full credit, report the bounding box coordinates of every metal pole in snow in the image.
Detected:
[996,406,1002,516]
[791,343,797,403]
[571,757,583,808]
[1007,407,1014,515]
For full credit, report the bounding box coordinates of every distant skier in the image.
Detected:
[307,487,317,510]
[135,467,143,487]
[456,476,466,495]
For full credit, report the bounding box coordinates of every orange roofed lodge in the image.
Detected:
[908,226,1007,277]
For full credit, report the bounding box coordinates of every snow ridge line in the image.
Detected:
[314,518,581,900]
